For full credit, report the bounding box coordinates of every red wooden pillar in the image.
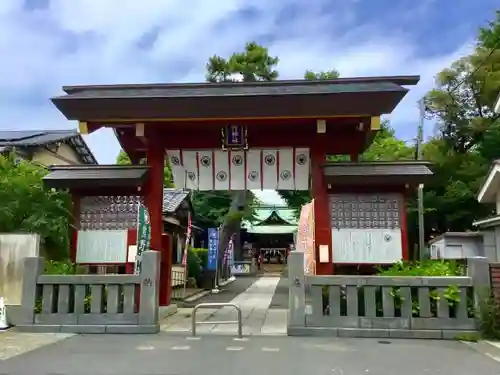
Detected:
[145,137,171,305]
[311,149,334,275]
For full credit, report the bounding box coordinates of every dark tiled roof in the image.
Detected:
[43,165,148,189]
[323,161,432,177]
[163,189,190,213]
[52,77,419,121]
[56,80,412,100]
[323,161,433,186]
[60,75,419,96]
[0,129,97,164]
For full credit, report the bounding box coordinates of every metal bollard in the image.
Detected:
[191,302,243,338]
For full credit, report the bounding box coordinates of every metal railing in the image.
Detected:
[191,303,243,338]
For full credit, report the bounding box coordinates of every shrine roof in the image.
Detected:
[51,76,419,121]
[43,165,149,189]
[58,76,419,98]
[0,129,97,164]
[253,207,298,225]
[162,188,190,214]
[242,205,298,232]
[323,161,433,186]
[246,225,297,234]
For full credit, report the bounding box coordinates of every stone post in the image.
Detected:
[467,256,491,311]
[139,251,160,327]
[288,251,306,328]
[19,257,44,325]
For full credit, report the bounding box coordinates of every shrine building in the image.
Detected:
[241,205,297,269]
[46,77,433,306]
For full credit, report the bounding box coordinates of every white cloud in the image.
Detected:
[0,0,474,165]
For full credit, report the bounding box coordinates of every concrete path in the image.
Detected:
[161,276,287,336]
[0,331,73,361]
[2,333,500,375]
[269,276,289,309]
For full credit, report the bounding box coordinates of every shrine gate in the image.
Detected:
[50,76,432,306]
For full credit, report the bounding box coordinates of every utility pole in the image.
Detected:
[417,99,425,260]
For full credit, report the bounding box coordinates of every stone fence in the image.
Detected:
[13,251,160,334]
[287,252,490,339]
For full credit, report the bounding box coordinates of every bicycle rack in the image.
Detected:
[191,302,243,338]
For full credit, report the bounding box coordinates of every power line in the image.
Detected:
[447,38,500,95]
[416,99,425,260]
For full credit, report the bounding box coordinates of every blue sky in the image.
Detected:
[1,0,498,204]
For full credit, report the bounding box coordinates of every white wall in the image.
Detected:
[430,236,483,259]
[496,191,500,215]
[32,143,83,166]
[0,234,40,305]
[332,228,402,263]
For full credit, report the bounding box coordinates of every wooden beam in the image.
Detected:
[370,116,381,130]
[135,122,148,146]
[78,121,88,134]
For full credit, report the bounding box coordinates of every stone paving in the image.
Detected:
[161,277,288,335]
[2,333,500,374]
[0,331,73,360]
[2,276,500,372]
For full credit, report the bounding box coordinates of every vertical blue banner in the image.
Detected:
[207,228,219,271]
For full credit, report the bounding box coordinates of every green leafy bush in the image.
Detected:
[191,247,208,268]
[376,259,465,277]
[477,292,500,339]
[44,259,84,275]
[376,260,468,317]
[321,260,471,317]
[187,247,202,280]
[0,153,72,260]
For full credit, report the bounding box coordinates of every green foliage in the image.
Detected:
[477,294,500,339]
[187,247,202,280]
[279,121,414,214]
[44,259,84,275]
[375,260,469,317]
[376,259,465,277]
[205,42,277,256]
[304,69,339,80]
[206,41,279,83]
[191,190,257,227]
[478,9,500,49]
[116,150,174,188]
[191,247,208,268]
[360,123,414,161]
[0,153,72,259]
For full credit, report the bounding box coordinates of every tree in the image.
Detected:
[206,42,279,82]
[478,9,500,49]
[116,150,174,188]
[278,119,414,214]
[419,10,500,238]
[304,69,340,80]
[406,10,500,250]
[424,12,500,154]
[190,191,256,228]
[205,42,277,262]
[0,153,72,259]
[277,69,340,213]
[361,124,414,161]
